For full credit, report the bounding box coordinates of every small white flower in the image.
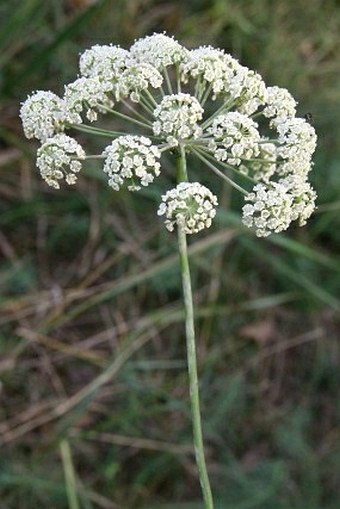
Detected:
[236,69,267,115]
[20,91,77,142]
[248,142,277,182]
[79,44,130,85]
[263,86,297,124]
[242,182,294,237]
[102,135,161,191]
[280,174,317,226]
[158,182,218,234]
[36,134,85,189]
[277,159,313,178]
[153,93,204,145]
[130,33,188,70]
[217,55,246,100]
[276,117,317,161]
[116,62,163,102]
[242,174,316,237]
[180,46,232,99]
[64,77,114,122]
[208,112,260,166]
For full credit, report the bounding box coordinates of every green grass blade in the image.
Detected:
[2,1,106,95]
[60,439,80,509]
[241,238,340,309]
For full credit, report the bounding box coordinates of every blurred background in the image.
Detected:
[0,0,339,508]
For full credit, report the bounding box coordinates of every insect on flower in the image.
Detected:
[304,112,314,125]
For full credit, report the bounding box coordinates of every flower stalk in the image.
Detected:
[176,148,214,509]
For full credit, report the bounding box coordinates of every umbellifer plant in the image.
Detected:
[20,33,317,508]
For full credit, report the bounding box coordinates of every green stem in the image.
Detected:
[201,98,236,129]
[194,75,202,99]
[176,144,188,182]
[122,99,152,123]
[176,64,182,93]
[78,154,104,160]
[70,124,161,142]
[138,96,155,115]
[201,83,213,107]
[198,80,208,103]
[164,66,173,94]
[176,148,214,509]
[70,124,128,138]
[144,88,158,108]
[102,106,152,129]
[193,146,257,185]
[60,439,80,509]
[192,148,249,195]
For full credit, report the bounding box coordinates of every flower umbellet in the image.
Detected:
[36,134,85,189]
[158,182,218,234]
[102,135,161,191]
[20,33,317,509]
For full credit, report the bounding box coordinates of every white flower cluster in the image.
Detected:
[153,93,203,145]
[180,46,266,114]
[263,86,297,124]
[180,46,233,99]
[64,77,114,122]
[131,33,188,70]
[208,112,260,167]
[242,175,317,237]
[241,114,317,235]
[158,182,218,234]
[36,134,85,189]
[277,118,317,159]
[20,33,317,237]
[20,91,77,142]
[275,117,317,178]
[236,70,267,116]
[102,135,161,191]
[79,44,129,84]
[248,142,277,183]
[117,63,163,102]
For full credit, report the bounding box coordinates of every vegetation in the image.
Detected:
[0,1,339,508]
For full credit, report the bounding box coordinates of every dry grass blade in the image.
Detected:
[1,327,163,445]
[72,430,194,455]
[16,327,105,367]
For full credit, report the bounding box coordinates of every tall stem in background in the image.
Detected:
[176,146,214,509]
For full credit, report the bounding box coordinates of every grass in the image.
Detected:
[0,0,340,508]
